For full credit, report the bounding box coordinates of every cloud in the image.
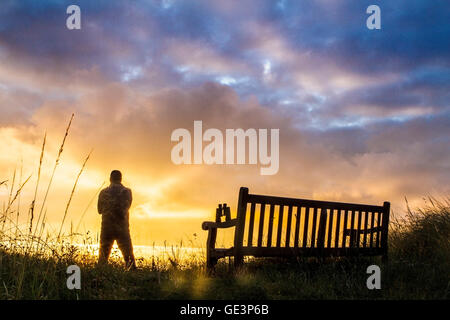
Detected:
[4,80,448,216]
[0,0,449,244]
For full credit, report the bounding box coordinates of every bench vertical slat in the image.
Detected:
[294,206,302,248]
[342,209,349,248]
[363,211,369,248]
[375,211,381,248]
[267,204,275,248]
[334,209,342,248]
[285,206,293,247]
[317,208,327,249]
[356,210,362,248]
[302,207,310,248]
[369,211,375,248]
[257,203,266,247]
[327,209,334,248]
[234,187,249,267]
[276,205,285,247]
[247,202,256,247]
[349,210,356,247]
[311,207,318,248]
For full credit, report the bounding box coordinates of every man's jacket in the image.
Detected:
[98,183,132,232]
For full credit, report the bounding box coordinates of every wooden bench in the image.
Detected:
[202,187,390,270]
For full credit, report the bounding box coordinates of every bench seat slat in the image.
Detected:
[344,226,383,235]
[210,248,234,258]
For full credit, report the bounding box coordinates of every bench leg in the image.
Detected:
[206,257,218,273]
[234,254,243,269]
[206,228,218,272]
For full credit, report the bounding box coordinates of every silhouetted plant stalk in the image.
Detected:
[57,149,92,240]
[7,168,16,210]
[37,208,47,240]
[33,113,74,237]
[3,175,32,216]
[1,174,32,233]
[29,132,46,234]
[16,158,23,237]
[2,169,16,231]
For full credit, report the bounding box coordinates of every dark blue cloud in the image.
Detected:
[0,0,449,130]
[272,0,450,73]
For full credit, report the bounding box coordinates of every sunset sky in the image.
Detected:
[0,1,449,246]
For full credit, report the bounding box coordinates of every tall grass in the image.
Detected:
[33,114,74,238]
[0,113,95,273]
[388,197,450,297]
[390,197,450,264]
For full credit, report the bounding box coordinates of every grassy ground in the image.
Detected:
[0,198,449,300]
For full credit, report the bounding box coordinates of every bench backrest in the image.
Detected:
[234,187,390,257]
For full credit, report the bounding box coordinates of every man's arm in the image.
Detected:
[123,188,132,211]
[97,189,106,214]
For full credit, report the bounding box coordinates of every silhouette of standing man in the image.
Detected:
[98,170,136,269]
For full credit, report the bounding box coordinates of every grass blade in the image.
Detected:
[29,132,46,234]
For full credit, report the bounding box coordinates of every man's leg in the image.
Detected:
[99,233,114,265]
[117,231,136,269]
[117,233,136,269]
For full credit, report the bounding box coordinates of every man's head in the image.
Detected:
[110,170,122,183]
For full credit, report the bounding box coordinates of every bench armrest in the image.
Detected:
[343,226,383,236]
[202,219,237,230]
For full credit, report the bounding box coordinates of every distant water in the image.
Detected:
[75,243,206,264]
[2,240,206,265]
[133,245,205,260]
